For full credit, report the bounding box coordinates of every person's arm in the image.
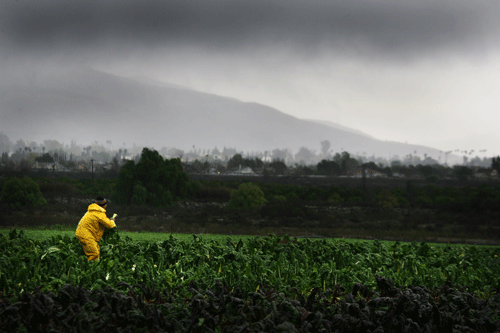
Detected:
[98,212,117,229]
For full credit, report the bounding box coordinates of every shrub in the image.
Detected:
[327,192,344,204]
[374,189,398,208]
[0,176,47,207]
[227,183,267,210]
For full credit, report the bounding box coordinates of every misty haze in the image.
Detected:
[1,0,499,163]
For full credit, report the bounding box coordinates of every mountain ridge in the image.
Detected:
[302,119,377,140]
[0,68,447,161]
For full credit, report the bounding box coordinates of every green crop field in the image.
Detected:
[1,227,500,331]
[2,228,499,295]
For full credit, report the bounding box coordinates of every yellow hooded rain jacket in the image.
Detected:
[76,203,116,261]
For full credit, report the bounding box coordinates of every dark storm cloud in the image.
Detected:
[1,0,499,61]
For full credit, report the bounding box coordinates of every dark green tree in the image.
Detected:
[333,151,359,173]
[492,156,500,175]
[113,160,136,205]
[35,153,54,163]
[190,159,211,173]
[1,152,9,164]
[131,184,148,205]
[362,161,379,171]
[112,148,189,207]
[382,166,393,177]
[316,159,340,176]
[244,157,263,170]
[417,164,434,177]
[227,154,263,171]
[269,159,287,175]
[453,166,473,181]
[227,153,245,170]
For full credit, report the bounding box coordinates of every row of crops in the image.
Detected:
[1,229,500,332]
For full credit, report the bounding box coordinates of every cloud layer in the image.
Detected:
[1,0,499,156]
[2,0,499,62]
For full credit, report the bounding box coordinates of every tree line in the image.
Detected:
[2,147,500,219]
[0,133,498,181]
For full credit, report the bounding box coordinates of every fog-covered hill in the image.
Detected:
[1,68,445,160]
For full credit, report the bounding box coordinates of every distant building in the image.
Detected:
[34,162,53,170]
[474,169,498,180]
[351,168,386,178]
[227,166,256,175]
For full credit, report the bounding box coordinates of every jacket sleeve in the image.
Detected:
[97,212,117,229]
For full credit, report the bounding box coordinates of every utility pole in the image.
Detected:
[362,164,366,194]
[91,158,94,181]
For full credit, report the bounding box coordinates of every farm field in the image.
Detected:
[2,143,500,330]
[1,228,499,332]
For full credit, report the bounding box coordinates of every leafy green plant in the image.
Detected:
[2,275,499,332]
[2,229,499,299]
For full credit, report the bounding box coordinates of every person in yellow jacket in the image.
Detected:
[76,197,116,261]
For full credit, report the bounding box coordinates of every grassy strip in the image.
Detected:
[0,227,252,244]
[1,226,498,249]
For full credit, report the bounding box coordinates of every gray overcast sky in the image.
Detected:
[1,0,500,156]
